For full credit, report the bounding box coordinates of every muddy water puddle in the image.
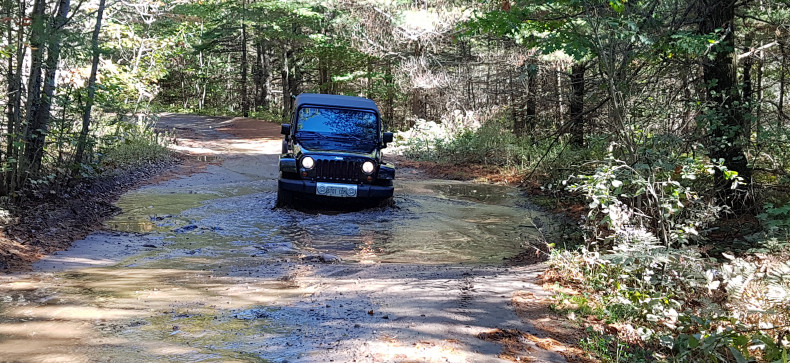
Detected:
[5,167,551,361]
[104,179,546,265]
[0,266,310,362]
[3,179,550,362]
[0,116,564,362]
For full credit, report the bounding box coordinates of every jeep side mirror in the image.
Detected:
[383,132,394,144]
[281,124,291,136]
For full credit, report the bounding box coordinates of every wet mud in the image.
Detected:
[0,114,564,362]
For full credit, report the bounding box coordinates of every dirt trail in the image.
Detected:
[0,114,570,362]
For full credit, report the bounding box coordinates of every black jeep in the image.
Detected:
[277,93,395,207]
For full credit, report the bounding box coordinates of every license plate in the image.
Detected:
[316,182,358,198]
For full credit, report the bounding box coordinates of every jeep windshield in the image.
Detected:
[295,107,379,153]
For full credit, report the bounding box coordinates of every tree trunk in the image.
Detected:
[5,0,25,194]
[3,0,14,195]
[411,89,424,119]
[240,0,249,117]
[318,54,329,94]
[555,67,564,126]
[755,45,764,138]
[73,0,107,171]
[526,63,537,133]
[288,56,299,108]
[19,0,47,184]
[253,41,262,108]
[779,41,787,129]
[281,45,292,118]
[259,43,270,109]
[699,0,752,211]
[27,0,71,173]
[741,35,753,139]
[569,63,585,146]
[513,61,538,137]
[198,48,205,110]
[366,57,372,98]
[384,60,394,127]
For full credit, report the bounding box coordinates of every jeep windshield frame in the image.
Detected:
[294,106,381,153]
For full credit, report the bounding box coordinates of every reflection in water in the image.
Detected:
[104,180,545,265]
[0,267,302,362]
[426,182,515,204]
[1,178,550,362]
[266,180,543,264]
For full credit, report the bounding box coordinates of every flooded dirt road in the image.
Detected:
[0,114,564,362]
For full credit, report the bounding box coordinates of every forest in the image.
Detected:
[2,0,790,360]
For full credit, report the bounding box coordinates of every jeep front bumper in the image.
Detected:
[278,178,394,199]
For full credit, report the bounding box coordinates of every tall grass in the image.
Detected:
[97,114,172,172]
[396,117,608,182]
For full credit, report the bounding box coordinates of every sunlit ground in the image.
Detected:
[0,267,311,362]
[0,114,552,362]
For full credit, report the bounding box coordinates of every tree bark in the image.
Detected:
[73,0,106,171]
[19,0,47,184]
[3,0,15,195]
[526,63,537,133]
[569,63,585,146]
[260,44,270,109]
[741,35,753,139]
[384,60,394,127]
[318,54,329,94]
[253,40,269,109]
[699,0,752,211]
[5,0,25,194]
[26,0,71,173]
[240,0,249,117]
[281,45,292,118]
[779,41,787,129]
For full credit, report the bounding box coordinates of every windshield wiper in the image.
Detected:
[327,133,376,142]
[295,131,323,139]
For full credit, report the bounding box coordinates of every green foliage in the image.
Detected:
[551,239,790,361]
[97,116,172,172]
[397,116,594,176]
[579,328,652,363]
[546,137,790,361]
[759,202,790,235]
[566,150,727,247]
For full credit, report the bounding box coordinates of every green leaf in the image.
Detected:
[688,333,699,349]
[728,346,748,363]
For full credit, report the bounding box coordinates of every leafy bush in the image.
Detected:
[566,152,727,247]
[97,114,172,172]
[550,240,790,361]
[759,202,790,238]
[542,141,790,361]
[394,117,594,176]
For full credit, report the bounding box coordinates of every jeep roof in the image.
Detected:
[295,93,380,114]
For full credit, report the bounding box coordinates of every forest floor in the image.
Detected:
[0,114,593,362]
[0,149,200,271]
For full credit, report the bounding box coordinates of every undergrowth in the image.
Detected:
[96,114,172,172]
[546,153,790,362]
[398,116,790,361]
[394,117,603,180]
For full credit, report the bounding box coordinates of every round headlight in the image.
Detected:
[301,156,315,169]
[362,161,375,175]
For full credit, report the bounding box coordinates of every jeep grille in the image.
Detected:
[314,159,361,182]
